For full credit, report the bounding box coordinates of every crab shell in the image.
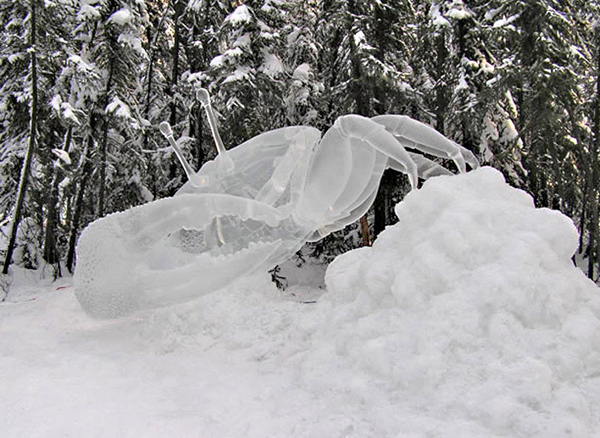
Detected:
[75,116,477,318]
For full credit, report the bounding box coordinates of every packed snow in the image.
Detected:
[2,167,600,437]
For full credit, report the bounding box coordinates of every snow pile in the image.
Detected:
[315,166,600,437]
[2,167,600,438]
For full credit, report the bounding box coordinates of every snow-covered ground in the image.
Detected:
[1,167,600,438]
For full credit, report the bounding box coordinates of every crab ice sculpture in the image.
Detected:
[74,89,478,318]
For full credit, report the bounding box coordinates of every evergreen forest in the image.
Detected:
[1,0,599,285]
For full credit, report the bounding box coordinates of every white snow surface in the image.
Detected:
[225,4,252,25]
[292,62,312,81]
[106,8,132,26]
[261,53,285,77]
[105,97,131,119]
[2,167,600,437]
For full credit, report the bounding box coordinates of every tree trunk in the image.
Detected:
[589,194,599,280]
[456,18,473,151]
[190,102,205,170]
[435,30,448,134]
[66,157,92,274]
[143,25,155,149]
[371,2,398,240]
[166,0,184,193]
[587,24,600,280]
[169,0,183,128]
[142,23,158,196]
[98,61,114,217]
[579,176,588,253]
[42,126,72,269]
[3,0,38,275]
[347,0,372,246]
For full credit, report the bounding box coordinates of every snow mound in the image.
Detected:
[318,166,600,437]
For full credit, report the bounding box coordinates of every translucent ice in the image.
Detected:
[75,91,477,318]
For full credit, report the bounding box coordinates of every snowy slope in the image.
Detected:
[1,167,599,438]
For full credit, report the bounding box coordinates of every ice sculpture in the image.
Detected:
[74,90,479,318]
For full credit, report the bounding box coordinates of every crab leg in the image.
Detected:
[333,115,419,189]
[371,115,479,173]
[388,153,452,179]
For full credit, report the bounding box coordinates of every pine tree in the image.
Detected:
[180,0,228,174]
[1,0,40,274]
[0,0,32,228]
[87,0,149,216]
[1,0,74,274]
[582,10,600,281]
[281,0,323,126]
[207,1,287,148]
[365,0,416,237]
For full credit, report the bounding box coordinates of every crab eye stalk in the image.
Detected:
[158,121,197,182]
[196,88,234,174]
[196,88,211,107]
[158,121,173,137]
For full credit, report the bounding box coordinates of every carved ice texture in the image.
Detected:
[74,90,478,318]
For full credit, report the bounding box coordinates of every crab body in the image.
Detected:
[75,109,478,318]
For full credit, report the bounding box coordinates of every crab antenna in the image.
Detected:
[159,121,196,181]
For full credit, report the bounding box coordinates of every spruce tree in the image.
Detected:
[207,1,287,148]
[1,0,73,274]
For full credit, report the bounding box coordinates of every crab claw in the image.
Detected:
[74,193,293,318]
[371,115,479,173]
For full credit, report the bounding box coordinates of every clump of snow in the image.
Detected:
[292,63,312,81]
[430,3,450,27]
[51,149,71,165]
[51,95,81,125]
[479,58,495,74]
[493,14,519,28]
[107,8,132,26]
[50,94,62,111]
[224,4,252,26]
[233,33,251,48]
[185,71,208,84]
[67,54,94,73]
[117,33,144,56]
[445,0,474,20]
[222,66,254,84]
[77,1,101,21]
[260,53,284,77]
[505,89,519,118]
[2,167,599,437]
[209,54,224,68]
[223,46,243,59]
[105,97,131,118]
